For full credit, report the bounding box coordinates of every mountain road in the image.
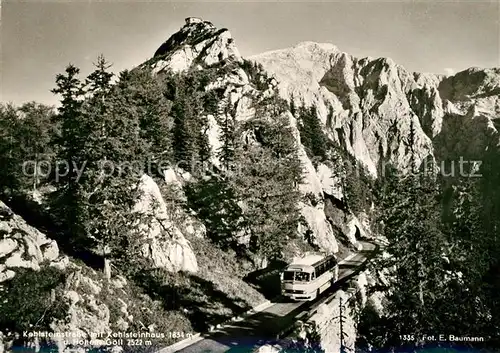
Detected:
[160,240,377,353]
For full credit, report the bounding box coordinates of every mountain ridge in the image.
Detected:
[250,35,499,173]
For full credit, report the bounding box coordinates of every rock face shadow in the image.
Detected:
[135,270,253,333]
[243,260,287,300]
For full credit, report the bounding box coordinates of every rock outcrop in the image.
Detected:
[0,203,124,353]
[49,268,112,353]
[0,201,68,282]
[162,167,207,240]
[433,67,500,162]
[134,174,198,273]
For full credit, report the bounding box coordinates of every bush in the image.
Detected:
[0,266,68,345]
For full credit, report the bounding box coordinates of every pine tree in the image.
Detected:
[473,144,500,339]
[335,146,374,215]
[231,115,302,260]
[0,104,23,196]
[79,55,117,279]
[86,54,114,96]
[50,64,87,244]
[167,70,211,172]
[132,69,173,165]
[438,177,491,336]
[337,297,349,353]
[80,58,152,279]
[289,92,297,117]
[16,102,56,197]
[296,103,329,162]
[362,152,500,352]
[374,165,449,348]
[326,105,334,128]
[217,104,237,172]
[185,177,242,249]
[432,143,500,342]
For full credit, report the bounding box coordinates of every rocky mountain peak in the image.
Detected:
[438,67,500,102]
[149,17,242,74]
[153,17,218,58]
[294,41,339,54]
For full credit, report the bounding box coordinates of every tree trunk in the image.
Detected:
[418,280,424,307]
[104,257,111,280]
[418,255,425,307]
[33,154,38,199]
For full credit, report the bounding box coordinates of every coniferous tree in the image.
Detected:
[371,165,449,348]
[185,177,242,249]
[297,103,329,162]
[16,102,56,197]
[80,60,154,278]
[79,55,118,278]
[86,54,114,96]
[343,158,374,214]
[0,104,23,196]
[326,105,334,128]
[129,69,173,165]
[289,92,297,117]
[50,64,87,244]
[217,104,237,172]
[437,177,492,336]
[474,144,500,339]
[0,102,57,201]
[361,155,500,352]
[167,70,211,172]
[231,115,302,260]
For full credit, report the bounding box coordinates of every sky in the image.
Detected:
[1,0,499,107]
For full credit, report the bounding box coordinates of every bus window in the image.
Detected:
[318,264,325,275]
[283,271,295,281]
[295,272,310,282]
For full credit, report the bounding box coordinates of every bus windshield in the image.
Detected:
[283,271,310,282]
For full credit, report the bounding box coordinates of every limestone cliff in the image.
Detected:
[133,174,199,273]
[250,43,499,177]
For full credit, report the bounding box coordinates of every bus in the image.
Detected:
[280,254,339,301]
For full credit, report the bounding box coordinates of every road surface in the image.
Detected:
[161,241,377,353]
